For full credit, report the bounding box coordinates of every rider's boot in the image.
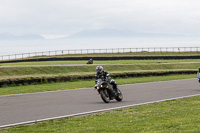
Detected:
[111,87,118,98]
[113,84,119,94]
[108,84,118,98]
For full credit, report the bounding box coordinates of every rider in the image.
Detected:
[87,58,93,64]
[95,66,118,97]
[197,67,200,83]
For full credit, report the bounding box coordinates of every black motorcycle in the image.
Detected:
[86,59,93,64]
[95,79,123,103]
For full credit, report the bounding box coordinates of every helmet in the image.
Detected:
[96,66,103,74]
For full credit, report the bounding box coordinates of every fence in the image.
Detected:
[0,47,200,61]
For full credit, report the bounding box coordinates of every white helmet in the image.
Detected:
[96,66,103,73]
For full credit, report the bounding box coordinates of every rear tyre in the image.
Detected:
[115,88,123,102]
[100,90,110,103]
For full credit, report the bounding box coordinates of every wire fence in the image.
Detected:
[0,47,199,61]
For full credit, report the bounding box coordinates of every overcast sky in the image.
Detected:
[0,0,200,39]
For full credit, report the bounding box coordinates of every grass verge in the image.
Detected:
[1,91,200,132]
[0,74,196,96]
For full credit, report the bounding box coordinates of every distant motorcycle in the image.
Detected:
[95,79,123,103]
[86,59,93,64]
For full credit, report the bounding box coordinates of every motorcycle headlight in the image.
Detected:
[101,85,103,87]
[97,87,99,90]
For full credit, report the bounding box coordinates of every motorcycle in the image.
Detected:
[95,79,123,103]
[86,59,93,64]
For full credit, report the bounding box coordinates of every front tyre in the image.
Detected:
[100,90,110,103]
[115,88,123,102]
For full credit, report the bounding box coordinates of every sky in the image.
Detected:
[0,0,200,54]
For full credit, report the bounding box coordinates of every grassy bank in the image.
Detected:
[0,69,196,88]
[0,59,198,88]
[1,59,200,66]
[1,91,200,132]
[0,74,196,96]
[0,63,199,77]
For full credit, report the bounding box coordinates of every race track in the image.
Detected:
[0,78,200,128]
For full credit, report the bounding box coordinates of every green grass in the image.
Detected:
[0,74,196,96]
[1,59,200,66]
[1,91,200,132]
[0,63,199,78]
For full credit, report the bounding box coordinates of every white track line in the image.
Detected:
[1,93,200,128]
[0,78,196,98]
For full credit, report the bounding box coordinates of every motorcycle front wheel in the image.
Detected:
[100,90,110,103]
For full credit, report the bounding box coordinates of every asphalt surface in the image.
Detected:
[0,78,200,127]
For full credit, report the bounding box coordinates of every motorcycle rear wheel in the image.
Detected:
[115,88,123,102]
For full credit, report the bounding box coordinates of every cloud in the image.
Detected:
[0,33,44,40]
[41,34,70,39]
[0,0,200,39]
